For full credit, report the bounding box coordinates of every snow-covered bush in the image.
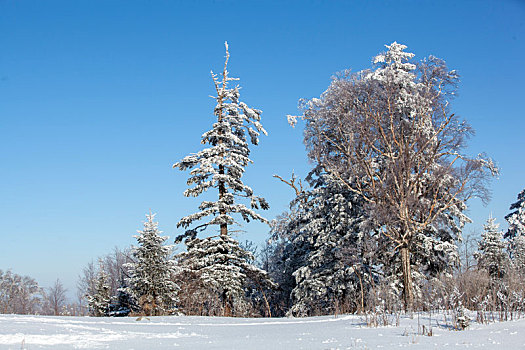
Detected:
[455,304,470,330]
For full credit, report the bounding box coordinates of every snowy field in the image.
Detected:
[1,313,525,349]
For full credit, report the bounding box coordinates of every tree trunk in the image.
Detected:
[355,267,365,313]
[401,246,414,311]
[219,165,227,237]
[260,288,272,318]
[217,89,228,237]
[222,292,232,317]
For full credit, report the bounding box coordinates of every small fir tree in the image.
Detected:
[114,273,135,313]
[455,303,470,330]
[475,217,509,279]
[86,261,111,316]
[124,213,179,316]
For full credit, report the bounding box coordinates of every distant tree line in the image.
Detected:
[0,271,76,316]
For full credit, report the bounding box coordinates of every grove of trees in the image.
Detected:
[2,43,524,326]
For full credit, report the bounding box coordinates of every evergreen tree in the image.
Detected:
[510,235,525,272]
[174,43,272,316]
[475,217,509,279]
[266,179,312,316]
[124,213,179,316]
[86,261,111,316]
[286,168,373,316]
[455,303,470,330]
[505,189,525,269]
[174,42,268,237]
[267,168,377,316]
[266,210,309,316]
[177,234,274,316]
[113,273,134,314]
[505,188,525,239]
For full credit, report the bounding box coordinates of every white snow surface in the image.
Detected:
[1,313,525,349]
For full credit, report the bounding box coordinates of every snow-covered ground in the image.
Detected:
[1,313,525,349]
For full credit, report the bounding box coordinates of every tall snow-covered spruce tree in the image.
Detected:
[124,213,179,316]
[174,43,273,317]
[174,42,268,234]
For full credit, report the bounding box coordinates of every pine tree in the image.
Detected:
[265,212,309,316]
[174,43,272,316]
[114,273,134,314]
[505,189,525,269]
[267,167,378,316]
[475,217,509,279]
[86,261,111,316]
[285,168,373,316]
[265,176,312,316]
[177,234,274,316]
[124,213,179,316]
[505,189,525,239]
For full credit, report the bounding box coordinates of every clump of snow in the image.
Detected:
[286,115,298,128]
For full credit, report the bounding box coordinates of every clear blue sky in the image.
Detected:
[1,0,524,298]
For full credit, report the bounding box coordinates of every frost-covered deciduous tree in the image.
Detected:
[174,42,268,236]
[294,42,497,310]
[174,43,272,316]
[475,217,509,279]
[86,261,111,317]
[124,213,179,316]
[101,247,133,299]
[15,276,41,315]
[77,261,97,314]
[44,279,67,316]
[0,270,42,315]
